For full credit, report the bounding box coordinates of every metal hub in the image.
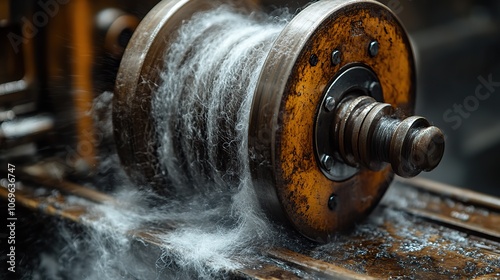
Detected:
[315,66,445,180]
[315,65,382,181]
[333,95,445,178]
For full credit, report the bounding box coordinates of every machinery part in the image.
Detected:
[113,0,445,242]
[0,114,55,149]
[332,94,444,178]
[96,8,140,59]
[249,0,431,242]
[0,0,161,172]
[314,65,383,181]
[0,2,37,112]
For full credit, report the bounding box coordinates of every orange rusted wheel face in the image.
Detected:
[250,0,415,242]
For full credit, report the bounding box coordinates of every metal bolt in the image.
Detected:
[331,49,341,65]
[309,54,319,66]
[369,81,382,98]
[328,194,337,211]
[369,40,379,57]
[324,97,336,112]
[321,154,335,171]
[369,81,379,91]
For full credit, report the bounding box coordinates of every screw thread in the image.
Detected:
[333,95,445,177]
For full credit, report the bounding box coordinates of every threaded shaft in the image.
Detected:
[333,95,445,178]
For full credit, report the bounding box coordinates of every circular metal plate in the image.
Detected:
[249,0,415,242]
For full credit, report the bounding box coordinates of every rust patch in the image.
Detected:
[275,2,415,241]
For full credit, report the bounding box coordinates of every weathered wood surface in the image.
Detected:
[1,171,499,279]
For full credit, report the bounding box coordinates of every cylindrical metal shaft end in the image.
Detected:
[334,95,445,178]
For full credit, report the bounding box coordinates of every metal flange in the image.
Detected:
[249,0,416,242]
[315,65,383,181]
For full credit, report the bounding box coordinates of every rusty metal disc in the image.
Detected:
[249,0,415,242]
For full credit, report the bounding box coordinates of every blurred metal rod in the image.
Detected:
[0,113,54,149]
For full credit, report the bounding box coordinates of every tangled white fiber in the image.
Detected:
[28,5,294,280]
[29,5,294,279]
[150,5,291,277]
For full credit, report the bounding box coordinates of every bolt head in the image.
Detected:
[321,154,335,171]
[325,97,336,112]
[331,49,341,65]
[369,40,379,57]
[328,194,337,211]
[369,81,382,98]
[309,54,319,66]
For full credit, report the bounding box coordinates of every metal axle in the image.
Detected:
[333,95,445,178]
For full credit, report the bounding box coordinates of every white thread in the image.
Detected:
[151,6,290,277]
